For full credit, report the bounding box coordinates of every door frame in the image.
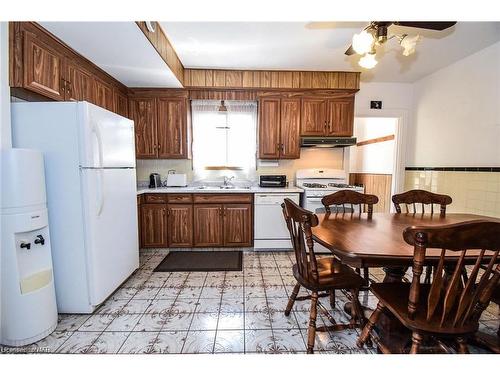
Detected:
[350,109,409,212]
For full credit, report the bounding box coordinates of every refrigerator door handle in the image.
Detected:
[96,169,104,216]
[92,123,104,168]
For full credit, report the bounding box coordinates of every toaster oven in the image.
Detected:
[259,175,287,188]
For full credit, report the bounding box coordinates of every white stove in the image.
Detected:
[296,168,364,214]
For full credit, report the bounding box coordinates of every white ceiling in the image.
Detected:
[161,21,500,83]
[40,22,182,88]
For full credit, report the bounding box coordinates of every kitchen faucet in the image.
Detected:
[223,176,235,186]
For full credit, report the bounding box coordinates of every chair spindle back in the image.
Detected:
[403,220,500,328]
[321,190,379,219]
[282,198,320,284]
[392,189,452,216]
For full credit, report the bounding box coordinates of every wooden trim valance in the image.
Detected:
[356,135,395,147]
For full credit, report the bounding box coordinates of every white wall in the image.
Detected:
[350,117,396,174]
[409,41,500,167]
[355,82,413,116]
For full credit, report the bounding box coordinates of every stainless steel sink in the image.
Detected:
[219,185,236,189]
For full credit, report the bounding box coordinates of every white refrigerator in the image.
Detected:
[11,102,139,313]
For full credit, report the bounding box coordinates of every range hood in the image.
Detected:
[300,137,357,148]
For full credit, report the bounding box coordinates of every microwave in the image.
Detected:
[259,175,287,188]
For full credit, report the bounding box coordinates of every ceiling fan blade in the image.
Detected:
[393,22,457,30]
[345,45,356,56]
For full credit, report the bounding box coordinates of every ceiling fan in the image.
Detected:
[345,21,457,69]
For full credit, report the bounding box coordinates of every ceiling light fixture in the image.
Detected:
[400,34,421,56]
[352,30,375,55]
[358,53,378,69]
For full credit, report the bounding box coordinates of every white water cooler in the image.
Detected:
[1,149,58,346]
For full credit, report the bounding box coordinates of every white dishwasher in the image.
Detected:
[254,193,300,250]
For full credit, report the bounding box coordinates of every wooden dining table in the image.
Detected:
[311,212,500,353]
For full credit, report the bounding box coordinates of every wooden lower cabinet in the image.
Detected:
[167,204,194,247]
[138,194,253,248]
[223,203,252,247]
[140,203,168,248]
[193,204,224,247]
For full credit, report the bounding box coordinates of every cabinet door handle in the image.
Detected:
[158,144,161,149]
[219,207,222,216]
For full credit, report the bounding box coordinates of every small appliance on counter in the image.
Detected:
[1,149,58,346]
[259,175,287,188]
[166,170,188,187]
[149,173,161,188]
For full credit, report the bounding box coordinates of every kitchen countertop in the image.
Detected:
[137,186,303,195]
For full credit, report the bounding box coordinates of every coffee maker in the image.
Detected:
[149,173,161,188]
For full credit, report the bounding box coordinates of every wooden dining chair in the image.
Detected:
[281,198,365,354]
[321,190,379,286]
[392,189,452,216]
[393,189,453,283]
[357,220,500,354]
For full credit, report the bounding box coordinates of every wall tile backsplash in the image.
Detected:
[404,171,500,218]
[136,148,345,185]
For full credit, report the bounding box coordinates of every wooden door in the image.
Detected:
[280,98,301,159]
[66,61,93,102]
[113,89,129,118]
[140,203,168,248]
[301,98,327,136]
[93,78,114,111]
[167,204,193,247]
[193,204,223,247]
[258,97,281,159]
[157,98,187,158]
[23,32,65,101]
[129,98,157,159]
[327,97,354,136]
[223,204,252,247]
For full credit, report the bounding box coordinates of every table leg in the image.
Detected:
[373,266,412,353]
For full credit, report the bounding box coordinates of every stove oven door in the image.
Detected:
[303,194,360,215]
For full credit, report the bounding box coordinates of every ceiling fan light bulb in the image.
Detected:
[400,35,421,56]
[358,53,378,69]
[352,30,374,55]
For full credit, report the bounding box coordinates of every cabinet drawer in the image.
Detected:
[144,193,168,203]
[167,194,193,203]
[193,194,253,204]
[137,195,145,205]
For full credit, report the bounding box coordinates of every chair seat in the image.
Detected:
[371,282,479,336]
[293,257,364,291]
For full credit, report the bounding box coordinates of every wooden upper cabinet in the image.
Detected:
[157,98,187,158]
[301,98,327,136]
[23,32,65,100]
[129,98,157,159]
[193,204,223,247]
[113,89,129,118]
[66,61,93,102]
[327,97,354,136]
[280,98,301,159]
[258,97,281,159]
[223,203,252,247]
[167,204,193,247]
[140,203,168,248]
[93,78,114,111]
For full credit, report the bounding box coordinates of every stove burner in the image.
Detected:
[302,183,327,188]
[328,183,353,188]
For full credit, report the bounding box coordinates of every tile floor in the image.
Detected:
[1,249,498,354]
